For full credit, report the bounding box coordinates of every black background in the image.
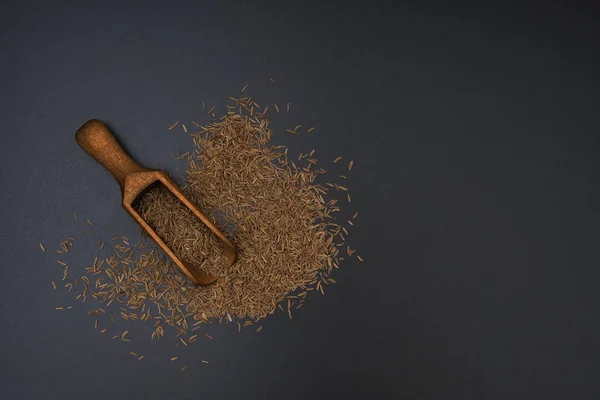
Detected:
[1,1,600,399]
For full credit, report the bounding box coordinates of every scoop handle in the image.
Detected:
[76,119,148,190]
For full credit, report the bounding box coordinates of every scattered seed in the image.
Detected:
[334,157,342,163]
[269,77,276,84]
[40,243,46,252]
[170,357,179,361]
[182,124,188,133]
[55,94,353,349]
[349,160,354,171]
[306,127,315,133]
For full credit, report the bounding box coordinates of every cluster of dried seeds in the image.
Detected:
[134,185,226,277]
[47,92,361,357]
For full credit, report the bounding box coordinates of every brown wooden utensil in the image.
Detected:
[75,119,235,285]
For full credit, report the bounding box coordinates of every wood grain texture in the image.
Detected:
[76,119,235,285]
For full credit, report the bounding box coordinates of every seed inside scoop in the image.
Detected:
[133,184,226,276]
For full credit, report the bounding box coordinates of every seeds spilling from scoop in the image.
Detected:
[51,94,359,346]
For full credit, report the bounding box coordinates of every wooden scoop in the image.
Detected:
[75,119,235,285]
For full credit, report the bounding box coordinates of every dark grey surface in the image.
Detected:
[2,1,600,399]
